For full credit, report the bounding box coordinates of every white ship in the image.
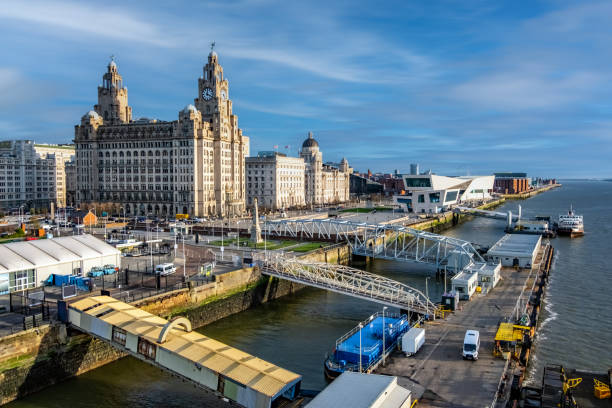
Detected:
[557,206,584,237]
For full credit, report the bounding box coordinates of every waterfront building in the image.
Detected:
[0,234,120,294]
[33,144,76,208]
[0,140,74,213]
[246,151,305,211]
[486,234,542,268]
[74,51,249,218]
[494,172,531,194]
[349,173,384,197]
[393,174,494,214]
[299,132,350,206]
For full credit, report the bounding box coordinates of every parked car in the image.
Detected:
[462,330,480,360]
[155,263,176,276]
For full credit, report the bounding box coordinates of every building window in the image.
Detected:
[137,337,156,360]
[418,194,425,203]
[112,327,127,346]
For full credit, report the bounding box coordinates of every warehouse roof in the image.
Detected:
[487,234,541,257]
[69,296,301,399]
[308,372,411,408]
[0,235,119,274]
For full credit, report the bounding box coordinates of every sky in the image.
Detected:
[0,0,611,178]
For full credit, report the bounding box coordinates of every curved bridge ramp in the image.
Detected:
[258,254,437,316]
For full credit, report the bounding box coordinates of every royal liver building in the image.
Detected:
[74,50,249,217]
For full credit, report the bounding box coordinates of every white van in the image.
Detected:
[463,330,480,360]
[155,263,176,276]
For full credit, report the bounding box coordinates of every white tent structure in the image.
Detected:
[0,234,120,294]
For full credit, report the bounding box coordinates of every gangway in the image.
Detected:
[66,296,301,408]
[257,253,438,316]
[263,218,485,274]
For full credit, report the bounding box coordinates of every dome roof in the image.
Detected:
[182,104,198,114]
[85,110,100,119]
[209,50,218,58]
[302,131,319,148]
[109,60,117,68]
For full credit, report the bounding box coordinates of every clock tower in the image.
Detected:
[195,49,229,122]
[193,45,249,217]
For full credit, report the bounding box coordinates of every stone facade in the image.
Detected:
[0,140,74,212]
[300,132,350,206]
[74,52,249,218]
[246,152,306,210]
[64,159,77,207]
[0,324,125,405]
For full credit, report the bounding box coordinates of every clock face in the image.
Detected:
[202,87,213,101]
[221,90,227,101]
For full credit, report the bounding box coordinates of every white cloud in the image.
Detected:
[0,1,174,47]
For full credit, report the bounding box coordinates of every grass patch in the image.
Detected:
[208,239,296,250]
[291,242,328,252]
[0,353,36,372]
[167,277,267,318]
[339,207,391,213]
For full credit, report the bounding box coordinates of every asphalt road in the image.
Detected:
[377,260,540,407]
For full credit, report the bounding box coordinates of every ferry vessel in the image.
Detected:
[556,206,584,237]
[323,312,411,381]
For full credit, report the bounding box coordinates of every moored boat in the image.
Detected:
[323,312,411,381]
[556,206,584,237]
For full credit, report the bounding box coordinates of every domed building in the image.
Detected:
[74,51,250,217]
[299,132,350,206]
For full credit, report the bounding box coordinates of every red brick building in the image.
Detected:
[493,173,530,194]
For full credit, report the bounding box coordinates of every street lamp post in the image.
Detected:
[425,276,431,317]
[358,323,363,373]
[382,306,388,366]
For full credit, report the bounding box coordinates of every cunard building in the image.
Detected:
[74,49,249,217]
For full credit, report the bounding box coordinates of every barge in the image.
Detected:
[324,312,411,381]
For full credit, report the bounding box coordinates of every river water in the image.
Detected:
[8,181,612,406]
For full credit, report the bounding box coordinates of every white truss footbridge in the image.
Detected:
[264,218,485,274]
[257,253,437,316]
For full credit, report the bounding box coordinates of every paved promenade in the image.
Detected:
[377,257,541,407]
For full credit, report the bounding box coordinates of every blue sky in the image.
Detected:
[0,0,611,178]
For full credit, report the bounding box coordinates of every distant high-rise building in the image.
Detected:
[410,163,419,175]
[34,144,75,208]
[0,140,74,212]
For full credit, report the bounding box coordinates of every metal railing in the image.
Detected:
[263,218,484,274]
[258,253,437,315]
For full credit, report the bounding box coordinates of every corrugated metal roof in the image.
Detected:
[0,235,120,273]
[69,296,301,397]
[487,234,541,256]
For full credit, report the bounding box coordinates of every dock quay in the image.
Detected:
[376,243,555,407]
[501,184,562,200]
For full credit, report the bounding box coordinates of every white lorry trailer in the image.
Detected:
[401,327,425,356]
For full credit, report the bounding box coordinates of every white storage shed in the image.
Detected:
[451,270,479,300]
[466,262,501,290]
[307,372,412,408]
[486,234,542,268]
